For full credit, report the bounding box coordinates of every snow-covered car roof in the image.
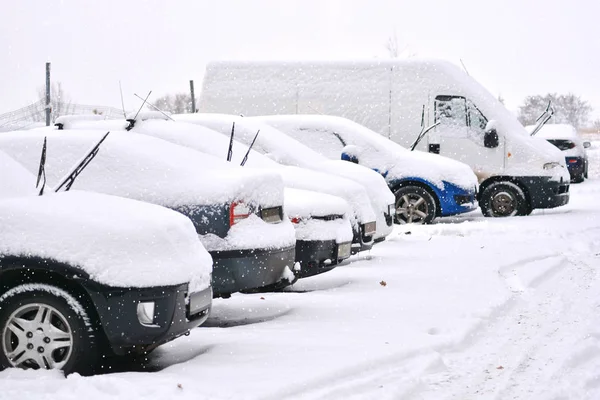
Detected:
[0,129,284,209]
[255,114,478,190]
[525,124,580,140]
[0,190,212,290]
[128,118,376,225]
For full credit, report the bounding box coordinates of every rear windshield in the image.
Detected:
[547,139,575,151]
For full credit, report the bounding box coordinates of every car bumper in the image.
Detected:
[210,245,296,297]
[295,239,352,279]
[351,222,376,254]
[521,175,570,209]
[438,181,478,216]
[84,282,212,355]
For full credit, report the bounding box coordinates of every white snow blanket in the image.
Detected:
[4,139,600,398]
[172,114,393,239]
[0,190,212,291]
[256,114,478,190]
[130,118,376,228]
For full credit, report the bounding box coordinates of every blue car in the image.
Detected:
[256,115,479,224]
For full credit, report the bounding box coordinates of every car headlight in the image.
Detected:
[543,162,560,170]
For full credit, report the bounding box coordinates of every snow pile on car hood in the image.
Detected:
[131,119,377,227]
[0,191,212,290]
[0,130,284,209]
[0,150,37,199]
[526,124,579,140]
[257,115,478,191]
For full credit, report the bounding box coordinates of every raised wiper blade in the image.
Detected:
[410,122,440,151]
[240,129,260,167]
[530,101,554,136]
[54,131,110,192]
[36,137,47,196]
[227,122,235,162]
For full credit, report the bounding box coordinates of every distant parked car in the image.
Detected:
[173,113,396,241]
[254,115,479,224]
[0,129,297,298]
[0,150,212,375]
[526,124,589,183]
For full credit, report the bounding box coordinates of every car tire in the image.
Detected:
[394,186,437,224]
[0,284,99,376]
[480,182,528,217]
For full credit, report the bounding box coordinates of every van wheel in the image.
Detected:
[0,284,99,376]
[394,186,437,224]
[480,182,528,217]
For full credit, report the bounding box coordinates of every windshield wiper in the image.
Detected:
[240,129,260,167]
[227,122,235,162]
[410,105,440,151]
[529,101,554,136]
[36,137,48,196]
[54,132,110,192]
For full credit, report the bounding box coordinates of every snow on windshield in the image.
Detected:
[0,130,284,209]
[0,150,37,199]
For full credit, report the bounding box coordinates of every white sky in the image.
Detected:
[2,0,599,119]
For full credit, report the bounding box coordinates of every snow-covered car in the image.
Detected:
[256,115,479,224]
[0,129,297,298]
[526,123,589,183]
[0,151,212,375]
[121,114,374,255]
[172,114,396,242]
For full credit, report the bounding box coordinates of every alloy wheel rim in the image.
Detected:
[396,193,429,224]
[491,191,517,217]
[2,303,74,370]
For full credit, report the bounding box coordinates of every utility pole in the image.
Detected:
[45,62,51,126]
[189,80,196,113]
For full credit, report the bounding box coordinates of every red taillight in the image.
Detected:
[229,201,251,226]
[290,217,301,224]
[566,157,579,164]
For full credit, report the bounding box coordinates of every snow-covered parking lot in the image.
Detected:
[3,142,600,399]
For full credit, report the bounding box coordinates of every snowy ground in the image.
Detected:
[3,141,600,400]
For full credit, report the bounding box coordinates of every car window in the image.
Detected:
[285,127,347,160]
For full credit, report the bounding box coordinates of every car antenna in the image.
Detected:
[530,101,554,136]
[36,137,48,196]
[227,122,235,162]
[240,130,260,167]
[119,80,127,119]
[134,93,174,121]
[410,105,440,151]
[53,132,111,192]
[460,59,470,76]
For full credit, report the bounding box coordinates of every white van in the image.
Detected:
[200,59,571,217]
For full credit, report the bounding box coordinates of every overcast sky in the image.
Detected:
[2,0,599,120]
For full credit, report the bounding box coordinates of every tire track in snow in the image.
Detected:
[260,253,568,400]
[410,255,600,400]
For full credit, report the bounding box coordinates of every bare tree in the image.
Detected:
[151,93,196,114]
[35,82,73,121]
[518,93,592,129]
[385,31,400,58]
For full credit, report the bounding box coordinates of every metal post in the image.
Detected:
[189,80,196,113]
[45,62,51,126]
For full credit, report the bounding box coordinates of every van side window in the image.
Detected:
[434,95,467,127]
[466,100,488,133]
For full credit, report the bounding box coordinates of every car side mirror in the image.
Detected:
[341,145,360,164]
[483,121,499,148]
[584,141,591,149]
